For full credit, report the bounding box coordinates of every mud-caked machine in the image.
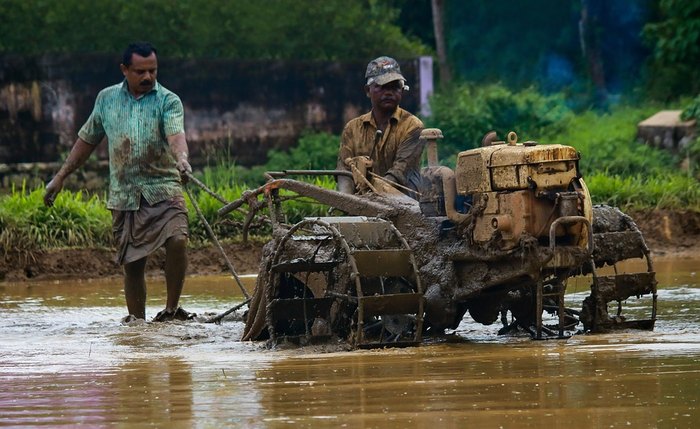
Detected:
[221,130,657,348]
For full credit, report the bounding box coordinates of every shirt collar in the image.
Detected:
[362,107,401,127]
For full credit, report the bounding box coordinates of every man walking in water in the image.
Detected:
[44,42,194,323]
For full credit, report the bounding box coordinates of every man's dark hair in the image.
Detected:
[122,42,157,66]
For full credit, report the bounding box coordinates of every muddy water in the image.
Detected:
[1,258,698,428]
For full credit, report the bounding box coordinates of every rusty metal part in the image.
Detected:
[481,131,498,147]
[420,128,444,167]
[265,170,353,179]
[262,217,423,348]
[579,205,657,332]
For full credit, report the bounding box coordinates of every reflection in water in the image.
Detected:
[112,359,193,426]
[0,358,194,426]
[255,342,700,428]
[0,259,697,427]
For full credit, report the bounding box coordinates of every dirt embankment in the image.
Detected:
[1,209,698,283]
[0,242,265,283]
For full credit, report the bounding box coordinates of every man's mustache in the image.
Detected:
[140,80,153,86]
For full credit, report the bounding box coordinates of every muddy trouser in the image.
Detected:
[112,195,189,266]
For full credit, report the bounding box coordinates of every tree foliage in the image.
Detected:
[441,1,581,90]
[643,0,700,96]
[0,0,428,60]
[644,0,700,63]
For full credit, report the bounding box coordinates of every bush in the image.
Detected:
[0,0,428,60]
[266,132,339,172]
[681,94,700,122]
[680,95,700,178]
[426,83,572,163]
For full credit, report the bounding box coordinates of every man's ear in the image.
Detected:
[364,84,371,98]
[120,64,128,76]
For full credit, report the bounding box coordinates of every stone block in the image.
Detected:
[637,110,696,152]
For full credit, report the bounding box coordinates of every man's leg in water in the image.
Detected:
[164,233,188,311]
[124,257,148,319]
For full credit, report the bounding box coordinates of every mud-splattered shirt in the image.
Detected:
[78,80,184,210]
[337,107,424,190]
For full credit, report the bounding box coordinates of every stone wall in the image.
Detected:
[637,110,697,153]
[0,54,431,176]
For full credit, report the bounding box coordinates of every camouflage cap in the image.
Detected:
[365,56,406,86]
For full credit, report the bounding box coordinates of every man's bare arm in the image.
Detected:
[167,132,192,182]
[44,138,97,206]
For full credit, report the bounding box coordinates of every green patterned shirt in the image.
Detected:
[78,80,185,210]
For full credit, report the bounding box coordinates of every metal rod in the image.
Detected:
[368,171,422,197]
[218,184,267,216]
[350,164,378,194]
[203,299,251,324]
[186,173,228,205]
[265,170,353,178]
[184,184,251,299]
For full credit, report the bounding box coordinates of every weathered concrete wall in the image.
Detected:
[637,110,696,153]
[0,54,428,171]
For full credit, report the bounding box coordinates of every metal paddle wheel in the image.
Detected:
[581,205,658,332]
[503,206,657,339]
[264,216,424,348]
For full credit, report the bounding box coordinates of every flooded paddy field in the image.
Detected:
[1,257,698,428]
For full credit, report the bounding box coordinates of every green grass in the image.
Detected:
[540,105,676,177]
[537,104,699,212]
[586,173,700,211]
[0,183,112,254]
[0,173,338,252]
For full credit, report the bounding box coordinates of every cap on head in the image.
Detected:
[365,56,406,86]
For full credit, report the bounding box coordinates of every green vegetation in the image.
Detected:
[441,1,580,89]
[682,95,700,122]
[586,173,699,210]
[0,0,428,60]
[0,174,336,253]
[184,173,334,245]
[0,184,111,254]
[540,104,698,210]
[427,83,572,161]
[540,105,674,176]
[266,132,339,172]
[681,95,700,177]
[643,0,700,97]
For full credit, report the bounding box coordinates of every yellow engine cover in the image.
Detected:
[455,143,580,194]
[455,141,591,251]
